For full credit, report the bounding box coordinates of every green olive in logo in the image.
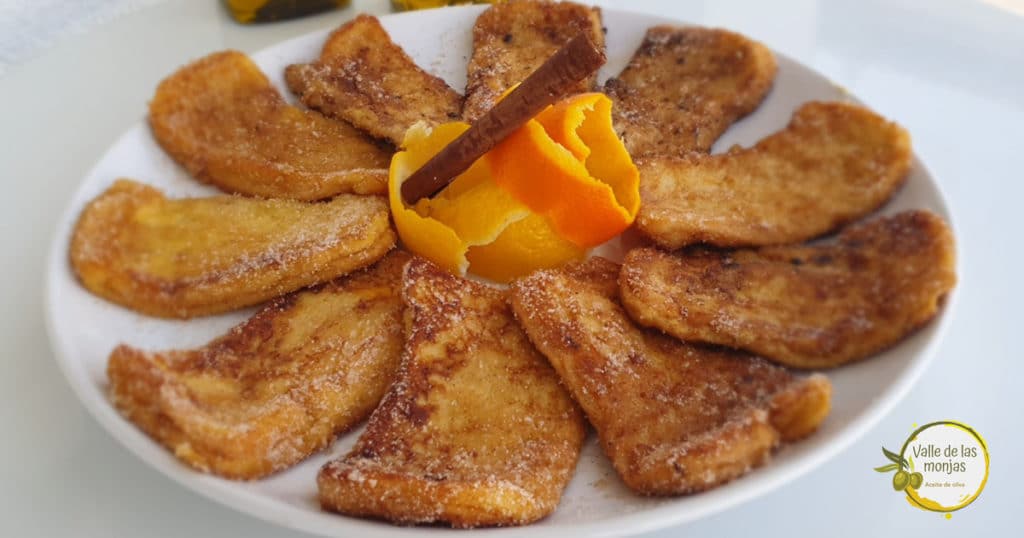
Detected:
[892,470,910,491]
[909,472,923,489]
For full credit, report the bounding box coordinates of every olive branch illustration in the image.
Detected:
[874,447,922,491]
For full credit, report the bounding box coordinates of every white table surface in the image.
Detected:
[1,0,1019,536]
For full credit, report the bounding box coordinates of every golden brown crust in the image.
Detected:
[463,0,604,122]
[69,179,395,318]
[511,258,830,495]
[106,251,411,479]
[318,257,585,527]
[635,101,913,249]
[149,50,390,200]
[620,211,957,369]
[285,15,463,146]
[604,26,777,157]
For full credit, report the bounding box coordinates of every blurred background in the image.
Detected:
[2,0,1022,77]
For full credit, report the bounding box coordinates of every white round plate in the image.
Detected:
[44,5,957,537]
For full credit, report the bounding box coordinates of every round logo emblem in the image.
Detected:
[875,421,989,516]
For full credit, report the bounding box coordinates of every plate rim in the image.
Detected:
[42,4,961,537]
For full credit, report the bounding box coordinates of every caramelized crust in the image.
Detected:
[636,101,912,249]
[621,211,956,369]
[463,0,604,122]
[604,26,777,157]
[107,251,410,479]
[285,15,463,145]
[150,50,390,200]
[70,179,395,318]
[318,258,585,527]
[511,257,830,495]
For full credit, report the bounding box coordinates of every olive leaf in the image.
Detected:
[882,447,909,469]
[874,463,899,472]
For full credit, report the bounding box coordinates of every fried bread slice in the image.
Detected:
[285,15,463,146]
[107,251,410,479]
[604,26,777,157]
[463,0,604,122]
[511,257,830,495]
[621,211,956,369]
[635,101,912,249]
[150,50,390,200]
[70,179,395,318]
[318,258,585,527]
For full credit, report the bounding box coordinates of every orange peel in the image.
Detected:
[488,92,640,247]
[389,122,584,281]
[389,92,637,282]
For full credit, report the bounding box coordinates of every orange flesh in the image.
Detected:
[388,93,638,282]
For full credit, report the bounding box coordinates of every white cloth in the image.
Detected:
[0,0,166,76]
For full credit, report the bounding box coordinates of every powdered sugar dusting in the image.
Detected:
[69,179,395,317]
[105,251,410,479]
[317,258,584,527]
[149,50,390,200]
[511,257,829,494]
[620,210,955,368]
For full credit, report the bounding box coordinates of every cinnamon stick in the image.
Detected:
[400,33,606,205]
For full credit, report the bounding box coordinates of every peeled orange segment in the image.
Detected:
[389,122,524,275]
[423,180,529,247]
[488,92,640,248]
[467,213,586,283]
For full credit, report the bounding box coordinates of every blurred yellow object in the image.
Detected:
[391,0,503,11]
[225,0,351,23]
